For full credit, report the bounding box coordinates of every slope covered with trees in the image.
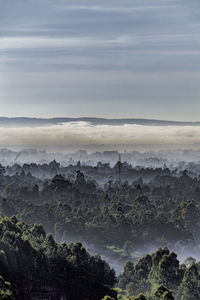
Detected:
[0,214,116,299]
[117,247,200,300]
[0,163,199,255]
[0,159,200,299]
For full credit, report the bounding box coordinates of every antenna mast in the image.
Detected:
[118,153,121,183]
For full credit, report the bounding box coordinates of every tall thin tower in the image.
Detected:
[118,153,121,183]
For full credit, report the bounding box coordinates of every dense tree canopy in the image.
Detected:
[0,214,116,300]
[0,159,200,299]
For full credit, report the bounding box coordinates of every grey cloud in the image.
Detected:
[2,32,200,74]
[60,5,176,13]
[0,35,137,50]
[0,0,200,119]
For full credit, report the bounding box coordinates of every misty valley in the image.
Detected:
[2,0,200,298]
[0,149,200,299]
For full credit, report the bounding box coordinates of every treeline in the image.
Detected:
[0,160,200,299]
[0,166,199,253]
[1,214,199,300]
[0,214,116,299]
[117,247,200,300]
[4,159,191,185]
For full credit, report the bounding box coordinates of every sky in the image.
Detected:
[0,0,200,121]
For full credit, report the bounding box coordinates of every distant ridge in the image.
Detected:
[0,117,199,126]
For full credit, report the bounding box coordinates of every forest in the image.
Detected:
[0,154,200,299]
[2,0,200,297]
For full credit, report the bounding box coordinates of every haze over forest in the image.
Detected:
[1,0,200,299]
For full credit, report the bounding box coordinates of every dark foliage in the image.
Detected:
[0,215,116,300]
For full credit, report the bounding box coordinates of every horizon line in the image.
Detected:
[0,116,200,123]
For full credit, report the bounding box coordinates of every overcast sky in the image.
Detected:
[1,0,200,121]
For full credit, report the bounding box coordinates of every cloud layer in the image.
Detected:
[0,0,200,119]
[0,122,199,149]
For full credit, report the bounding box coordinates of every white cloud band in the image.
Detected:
[0,122,199,148]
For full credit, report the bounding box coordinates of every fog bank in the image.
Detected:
[0,122,200,150]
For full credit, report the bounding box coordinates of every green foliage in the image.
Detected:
[0,214,116,300]
[178,263,200,300]
[102,296,115,300]
[0,164,198,252]
[2,161,200,299]
[149,247,182,291]
[153,285,174,299]
[117,247,200,300]
[0,275,14,300]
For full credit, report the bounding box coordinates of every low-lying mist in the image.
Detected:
[0,121,200,151]
[62,236,200,276]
